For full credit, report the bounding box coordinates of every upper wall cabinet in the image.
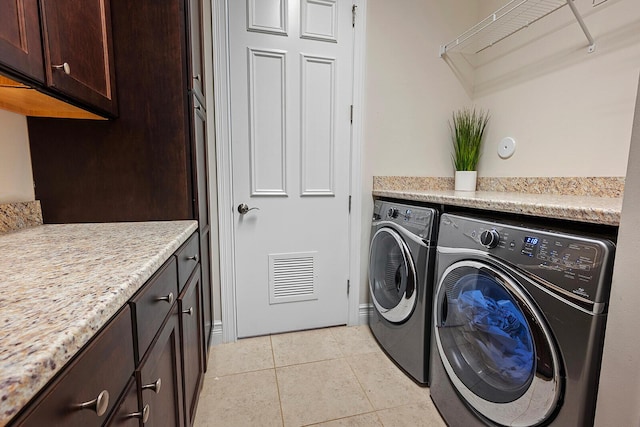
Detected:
[0,0,117,118]
[0,0,44,83]
[40,0,118,116]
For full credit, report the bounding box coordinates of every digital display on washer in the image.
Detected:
[521,236,539,257]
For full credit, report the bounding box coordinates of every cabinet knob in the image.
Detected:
[187,254,198,262]
[142,378,162,394]
[156,292,174,305]
[128,404,150,423]
[77,390,109,416]
[193,74,201,82]
[53,62,71,75]
[183,307,194,316]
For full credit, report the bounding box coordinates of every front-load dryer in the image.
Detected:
[430,213,615,426]
[369,199,438,385]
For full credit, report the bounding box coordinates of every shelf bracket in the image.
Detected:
[566,0,596,53]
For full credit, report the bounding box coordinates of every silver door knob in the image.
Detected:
[77,390,109,416]
[53,62,71,74]
[238,203,260,214]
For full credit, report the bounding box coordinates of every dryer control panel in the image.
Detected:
[438,214,616,304]
[373,200,437,241]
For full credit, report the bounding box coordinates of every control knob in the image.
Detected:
[480,229,500,249]
[387,208,400,218]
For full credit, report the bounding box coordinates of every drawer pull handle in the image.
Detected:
[128,404,150,423]
[77,390,109,416]
[157,292,174,305]
[183,307,194,316]
[53,62,71,75]
[142,378,162,394]
[187,255,199,262]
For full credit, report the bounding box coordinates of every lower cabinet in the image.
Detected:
[138,306,184,427]
[179,266,204,426]
[8,231,205,427]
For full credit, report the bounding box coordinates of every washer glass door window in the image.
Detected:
[369,228,417,323]
[434,260,561,427]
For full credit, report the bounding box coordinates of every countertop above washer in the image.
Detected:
[372,189,622,226]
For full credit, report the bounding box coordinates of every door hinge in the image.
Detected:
[347,279,351,295]
[348,195,352,213]
[352,4,357,27]
[350,105,353,124]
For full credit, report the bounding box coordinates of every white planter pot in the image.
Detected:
[454,171,477,192]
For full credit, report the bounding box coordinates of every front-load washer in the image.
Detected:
[430,213,615,426]
[369,199,438,385]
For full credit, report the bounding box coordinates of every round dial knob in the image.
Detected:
[388,208,399,218]
[480,229,500,248]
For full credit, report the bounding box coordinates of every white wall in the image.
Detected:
[594,75,640,427]
[473,0,640,177]
[0,109,34,203]
[359,0,479,304]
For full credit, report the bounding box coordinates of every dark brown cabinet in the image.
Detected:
[13,306,135,427]
[8,233,205,427]
[27,0,215,369]
[138,307,185,427]
[39,0,118,115]
[0,0,117,117]
[0,0,44,82]
[179,266,204,426]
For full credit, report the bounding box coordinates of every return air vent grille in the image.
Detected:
[269,252,318,304]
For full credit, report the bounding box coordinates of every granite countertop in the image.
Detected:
[0,220,198,426]
[372,189,622,226]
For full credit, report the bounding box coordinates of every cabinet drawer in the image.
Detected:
[175,232,199,292]
[15,306,134,427]
[131,257,178,361]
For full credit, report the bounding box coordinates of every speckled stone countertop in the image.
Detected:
[373,189,622,226]
[0,220,197,426]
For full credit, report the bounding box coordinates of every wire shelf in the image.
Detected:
[440,0,595,57]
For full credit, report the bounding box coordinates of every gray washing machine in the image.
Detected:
[430,213,615,426]
[369,200,438,385]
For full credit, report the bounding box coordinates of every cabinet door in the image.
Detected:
[192,95,209,230]
[39,0,117,115]
[138,307,184,427]
[0,0,44,82]
[200,230,213,368]
[188,0,204,104]
[105,378,142,427]
[179,266,204,426]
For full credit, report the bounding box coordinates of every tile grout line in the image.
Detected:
[270,334,286,427]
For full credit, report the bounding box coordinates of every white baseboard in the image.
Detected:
[359,303,373,325]
[211,320,224,346]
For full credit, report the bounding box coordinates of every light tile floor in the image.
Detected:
[193,326,447,427]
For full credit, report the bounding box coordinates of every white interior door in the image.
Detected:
[229,0,354,337]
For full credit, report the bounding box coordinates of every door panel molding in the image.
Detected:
[247,0,288,35]
[247,47,288,196]
[300,53,335,196]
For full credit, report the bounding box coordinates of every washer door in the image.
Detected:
[434,260,561,427]
[369,227,417,323]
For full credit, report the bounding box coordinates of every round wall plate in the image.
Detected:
[498,137,516,159]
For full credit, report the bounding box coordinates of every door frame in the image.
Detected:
[211,0,367,342]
